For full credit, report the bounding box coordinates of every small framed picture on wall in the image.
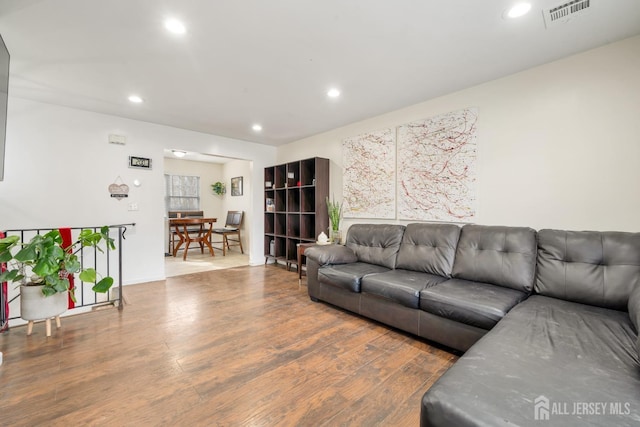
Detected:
[231,176,243,196]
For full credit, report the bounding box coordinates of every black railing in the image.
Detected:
[0,223,134,331]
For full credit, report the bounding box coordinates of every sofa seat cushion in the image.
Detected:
[421,295,640,427]
[318,262,389,292]
[361,269,447,309]
[419,279,527,330]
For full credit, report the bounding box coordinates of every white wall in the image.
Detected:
[221,159,252,251]
[4,34,638,289]
[0,98,276,285]
[276,35,640,233]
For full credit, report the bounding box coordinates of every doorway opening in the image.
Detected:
[163,149,251,277]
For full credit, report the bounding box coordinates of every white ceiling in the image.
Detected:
[1,0,639,147]
[162,149,231,164]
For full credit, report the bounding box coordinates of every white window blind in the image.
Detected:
[165,174,200,211]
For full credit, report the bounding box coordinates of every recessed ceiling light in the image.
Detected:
[128,95,143,103]
[327,88,341,98]
[252,124,263,132]
[172,150,187,158]
[165,18,186,34]
[506,2,532,18]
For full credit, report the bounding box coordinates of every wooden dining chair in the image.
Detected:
[212,211,244,256]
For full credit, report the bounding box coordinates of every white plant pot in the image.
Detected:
[20,285,68,321]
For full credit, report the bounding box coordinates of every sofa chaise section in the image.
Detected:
[421,229,640,427]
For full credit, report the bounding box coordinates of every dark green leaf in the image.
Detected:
[92,277,113,293]
[15,245,37,262]
[0,249,13,263]
[41,286,56,297]
[79,268,97,283]
[46,274,69,293]
[0,269,20,282]
[44,230,62,245]
[0,235,19,251]
[32,258,57,277]
[65,258,80,274]
[51,245,64,259]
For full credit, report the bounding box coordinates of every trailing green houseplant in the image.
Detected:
[0,227,115,299]
[211,181,226,195]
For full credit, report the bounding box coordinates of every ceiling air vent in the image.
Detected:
[543,0,592,27]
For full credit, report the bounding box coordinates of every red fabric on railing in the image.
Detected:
[59,228,75,309]
[0,231,8,332]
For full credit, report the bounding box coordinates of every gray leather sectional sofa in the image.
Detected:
[304,223,640,426]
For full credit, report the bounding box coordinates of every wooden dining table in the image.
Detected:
[169,217,217,260]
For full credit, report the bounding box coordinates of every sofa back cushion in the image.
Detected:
[536,229,640,311]
[396,223,461,277]
[345,224,405,269]
[452,224,537,292]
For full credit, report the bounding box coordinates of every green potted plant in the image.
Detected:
[211,181,226,195]
[0,227,115,322]
[326,196,343,244]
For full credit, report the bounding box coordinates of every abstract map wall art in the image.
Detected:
[342,128,396,219]
[397,108,478,222]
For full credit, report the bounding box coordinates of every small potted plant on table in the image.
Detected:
[326,196,343,244]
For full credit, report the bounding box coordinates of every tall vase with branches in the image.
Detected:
[326,196,343,244]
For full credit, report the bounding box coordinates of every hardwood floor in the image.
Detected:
[165,250,249,277]
[0,265,458,426]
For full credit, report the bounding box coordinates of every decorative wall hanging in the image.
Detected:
[342,128,396,219]
[397,108,478,222]
[108,176,129,200]
[231,176,243,196]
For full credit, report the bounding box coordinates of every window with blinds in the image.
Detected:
[165,174,200,211]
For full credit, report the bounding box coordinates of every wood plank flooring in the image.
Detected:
[0,265,458,426]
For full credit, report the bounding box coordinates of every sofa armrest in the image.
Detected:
[305,245,357,265]
[628,285,640,360]
[628,285,640,334]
